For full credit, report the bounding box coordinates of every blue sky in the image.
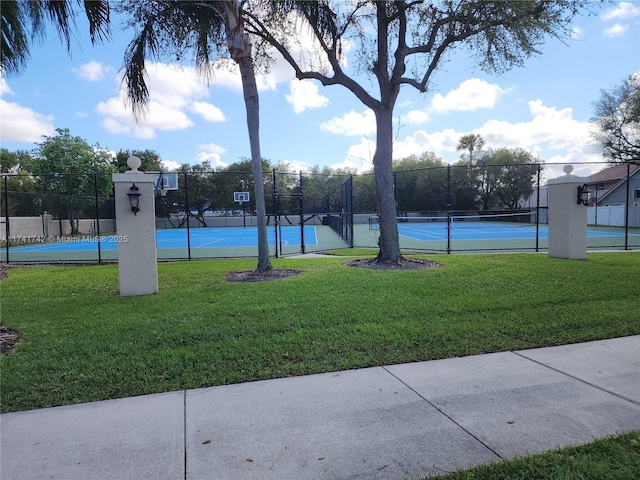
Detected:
[1,1,639,180]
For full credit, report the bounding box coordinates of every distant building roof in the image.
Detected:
[589,163,639,183]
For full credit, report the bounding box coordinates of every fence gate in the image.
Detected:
[326,175,353,247]
[272,170,304,257]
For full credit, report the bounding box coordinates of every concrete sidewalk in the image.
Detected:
[1,336,639,480]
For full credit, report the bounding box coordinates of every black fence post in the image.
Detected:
[272,169,279,258]
[625,161,630,250]
[56,176,63,236]
[348,175,354,247]
[3,175,9,263]
[184,173,192,260]
[299,171,305,255]
[446,164,451,254]
[94,174,102,263]
[535,164,541,252]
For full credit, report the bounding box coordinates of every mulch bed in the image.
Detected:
[0,325,20,356]
[225,268,302,282]
[1,265,20,355]
[344,258,442,270]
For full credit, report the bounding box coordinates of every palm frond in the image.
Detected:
[1,0,29,76]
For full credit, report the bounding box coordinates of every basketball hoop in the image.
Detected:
[233,191,250,206]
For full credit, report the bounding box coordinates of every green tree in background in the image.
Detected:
[113,149,165,173]
[456,134,485,166]
[394,152,447,212]
[591,73,640,164]
[0,148,37,216]
[488,148,542,210]
[25,128,115,234]
[461,148,542,211]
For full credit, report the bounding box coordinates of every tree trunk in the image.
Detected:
[230,34,271,272]
[68,205,79,235]
[372,105,403,264]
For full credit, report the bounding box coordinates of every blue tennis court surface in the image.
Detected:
[13,226,318,252]
[374,221,624,241]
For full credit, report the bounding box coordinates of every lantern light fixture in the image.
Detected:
[577,184,590,206]
[127,183,141,214]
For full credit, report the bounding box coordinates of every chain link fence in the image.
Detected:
[2,162,638,263]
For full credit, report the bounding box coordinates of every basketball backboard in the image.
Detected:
[149,172,179,194]
[234,191,250,204]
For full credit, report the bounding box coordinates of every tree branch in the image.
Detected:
[243,8,380,110]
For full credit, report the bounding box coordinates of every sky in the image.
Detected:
[1,1,639,182]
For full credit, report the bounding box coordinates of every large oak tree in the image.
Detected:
[245,0,598,264]
[591,73,640,164]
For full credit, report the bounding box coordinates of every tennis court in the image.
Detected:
[12,225,318,253]
[369,214,626,242]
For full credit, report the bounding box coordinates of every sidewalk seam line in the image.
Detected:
[381,366,504,461]
[512,352,640,406]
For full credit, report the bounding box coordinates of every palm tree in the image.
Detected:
[1,0,110,77]
[456,134,485,165]
[120,0,272,272]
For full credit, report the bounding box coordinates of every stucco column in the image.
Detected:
[547,165,589,260]
[112,156,158,296]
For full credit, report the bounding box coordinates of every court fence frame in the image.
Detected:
[1,162,638,264]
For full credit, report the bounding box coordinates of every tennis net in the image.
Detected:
[368,211,535,230]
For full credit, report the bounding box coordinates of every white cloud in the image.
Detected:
[96,96,193,139]
[190,101,226,122]
[96,63,217,138]
[286,79,329,114]
[161,160,181,171]
[430,78,508,113]
[196,143,228,168]
[404,110,430,125]
[320,109,376,136]
[393,129,462,159]
[143,63,209,108]
[329,157,368,172]
[73,60,112,82]
[76,111,89,118]
[602,1,640,21]
[275,158,313,173]
[603,24,629,37]
[344,137,376,169]
[477,100,592,153]
[339,99,598,170]
[0,100,56,142]
[1,76,13,96]
[210,57,292,92]
[0,78,56,142]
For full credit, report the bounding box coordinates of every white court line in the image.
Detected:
[194,238,225,248]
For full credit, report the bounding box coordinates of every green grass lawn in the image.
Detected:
[1,252,639,413]
[423,431,640,480]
